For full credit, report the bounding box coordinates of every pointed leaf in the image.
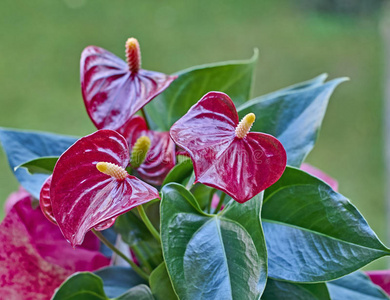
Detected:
[51,130,159,246]
[149,263,178,300]
[262,279,330,300]
[81,46,176,131]
[161,183,267,299]
[15,156,58,175]
[146,51,258,130]
[0,128,77,198]
[238,78,347,166]
[115,285,154,300]
[94,266,146,298]
[327,272,389,300]
[263,167,389,282]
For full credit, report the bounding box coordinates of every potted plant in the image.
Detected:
[0,37,388,299]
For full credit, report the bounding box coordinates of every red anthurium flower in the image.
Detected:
[118,116,176,185]
[0,193,109,300]
[170,92,287,203]
[81,38,177,130]
[50,129,159,246]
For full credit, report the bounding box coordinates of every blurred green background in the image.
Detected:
[0,1,387,268]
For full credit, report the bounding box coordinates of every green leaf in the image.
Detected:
[162,160,194,186]
[52,272,154,300]
[327,272,390,300]
[262,279,330,300]
[146,51,258,131]
[52,272,108,300]
[115,212,163,269]
[0,128,76,198]
[237,77,347,166]
[161,183,267,299]
[115,285,154,300]
[263,167,389,282]
[94,266,146,298]
[149,263,178,300]
[14,156,58,174]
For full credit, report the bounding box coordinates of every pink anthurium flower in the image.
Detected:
[118,115,176,185]
[81,38,177,130]
[0,193,109,300]
[170,92,287,203]
[50,129,160,246]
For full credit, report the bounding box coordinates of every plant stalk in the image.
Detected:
[213,192,226,214]
[137,205,161,244]
[92,229,149,280]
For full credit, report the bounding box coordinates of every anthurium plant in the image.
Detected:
[0,38,389,300]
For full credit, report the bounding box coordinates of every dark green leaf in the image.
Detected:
[237,77,347,166]
[263,167,389,282]
[145,51,258,131]
[149,262,178,300]
[52,272,107,300]
[115,285,154,300]
[0,128,76,198]
[115,212,163,269]
[327,272,389,300]
[94,266,146,298]
[161,183,267,300]
[162,160,193,186]
[163,160,213,210]
[262,279,330,300]
[15,156,58,174]
[52,272,153,300]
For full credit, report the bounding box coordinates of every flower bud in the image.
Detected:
[130,135,151,168]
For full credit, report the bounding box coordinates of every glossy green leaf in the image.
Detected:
[115,285,154,300]
[0,128,76,198]
[149,263,178,300]
[52,272,153,300]
[115,212,163,269]
[145,51,258,131]
[52,272,107,300]
[327,272,389,300]
[161,183,267,299]
[237,77,347,166]
[163,160,213,209]
[263,167,390,282]
[262,279,330,300]
[15,156,58,175]
[94,266,146,298]
[162,160,194,186]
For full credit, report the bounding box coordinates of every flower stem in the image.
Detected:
[137,205,161,244]
[185,172,195,190]
[132,244,152,273]
[140,108,150,129]
[91,229,149,280]
[213,192,226,214]
[207,188,216,213]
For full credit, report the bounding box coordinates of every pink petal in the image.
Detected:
[0,196,110,299]
[301,163,339,192]
[51,130,159,246]
[4,185,30,214]
[170,92,287,203]
[119,116,176,185]
[81,46,177,130]
[366,271,390,295]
